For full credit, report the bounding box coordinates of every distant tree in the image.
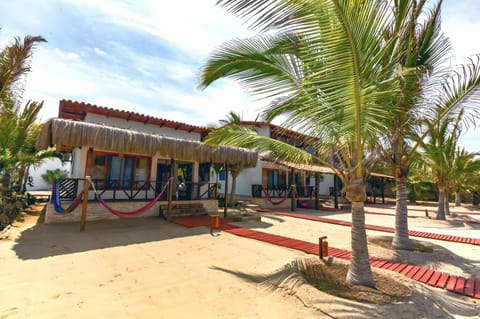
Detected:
[41,169,69,186]
[420,114,462,220]
[450,149,480,207]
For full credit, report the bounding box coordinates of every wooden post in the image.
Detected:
[80,147,93,232]
[224,163,229,218]
[290,169,296,211]
[167,159,175,221]
[333,175,339,209]
[291,184,296,211]
[381,178,385,204]
[315,172,320,210]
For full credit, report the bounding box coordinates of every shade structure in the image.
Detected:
[260,156,336,174]
[36,118,258,167]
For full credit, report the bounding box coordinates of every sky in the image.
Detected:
[0,0,480,150]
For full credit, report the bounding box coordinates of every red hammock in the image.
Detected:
[52,180,84,214]
[297,191,314,208]
[262,187,290,205]
[91,181,169,218]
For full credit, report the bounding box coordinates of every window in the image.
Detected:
[90,152,151,189]
[262,168,286,188]
[199,163,211,182]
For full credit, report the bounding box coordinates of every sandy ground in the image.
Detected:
[1,203,479,319]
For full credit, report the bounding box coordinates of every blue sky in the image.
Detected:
[1,0,480,150]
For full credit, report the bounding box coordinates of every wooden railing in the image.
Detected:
[251,184,314,198]
[58,179,220,201]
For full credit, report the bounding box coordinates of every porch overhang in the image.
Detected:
[261,157,336,174]
[36,118,258,167]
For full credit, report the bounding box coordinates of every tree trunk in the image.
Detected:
[392,177,412,250]
[17,164,27,194]
[444,189,450,216]
[444,191,450,216]
[437,186,446,220]
[346,201,375,287]
[455,192,461,207]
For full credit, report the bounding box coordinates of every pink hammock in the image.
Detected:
[262,187,290,205]
[91,181,170,218]
[297,191,314,208]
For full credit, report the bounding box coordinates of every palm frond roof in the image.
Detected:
[36,118,258,167]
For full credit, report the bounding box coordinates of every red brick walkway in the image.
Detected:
[173,215,480,299]
[268,210,480,246]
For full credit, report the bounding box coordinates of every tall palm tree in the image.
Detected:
[375,0,448,250]
[201,0,403,287]
[374,0,480,250]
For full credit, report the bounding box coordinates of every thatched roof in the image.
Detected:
[261,157,336,174]
[36,118,258,167]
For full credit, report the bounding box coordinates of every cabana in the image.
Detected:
[36,118,257,226]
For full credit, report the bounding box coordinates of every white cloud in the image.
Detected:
[93,47,107,57]
[61,0,255,55]
[54,48,80,60]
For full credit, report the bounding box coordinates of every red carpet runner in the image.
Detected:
[173,215,480,300]
[267,210,480,246]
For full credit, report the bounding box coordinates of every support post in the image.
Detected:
[80,148,93,232]
[333,175,339,209]
[315,172,320,210]
[381,178,385,204]
[167,159,175,221]
[224,163,229,218]
[80,176,90,232]
[290,169,296,211]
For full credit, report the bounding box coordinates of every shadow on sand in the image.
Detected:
[211,260,480,319]
[12,217,210,260]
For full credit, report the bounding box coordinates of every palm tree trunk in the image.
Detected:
[17,164,27,194]
[392,177,412,250]
[445,188,450,216]
[346,201,374,287]
[455,191,461,207]
[1,170,11,190]
[445,200,450,215]
[437,185,446,220]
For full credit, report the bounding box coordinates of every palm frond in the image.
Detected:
[0,35,47,96]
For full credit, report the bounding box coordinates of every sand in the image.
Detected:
[0,203,479,319]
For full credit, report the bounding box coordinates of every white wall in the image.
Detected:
[27,158,70,191]
[319,174,334,195]
[85,113,202,141]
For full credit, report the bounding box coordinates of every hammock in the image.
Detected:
[262,187,290,205]
[297,191,314,208]
[91,181,170,218]
[52,180,84,214]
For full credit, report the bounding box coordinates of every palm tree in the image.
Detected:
[41,168,69,186]
[450,149,480,207]
[218,112,249,206]
[375,0,448,250]
[420,113,462,220]
[201,0,404,287]
[372,0,480,250]
[0,35,46,191]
